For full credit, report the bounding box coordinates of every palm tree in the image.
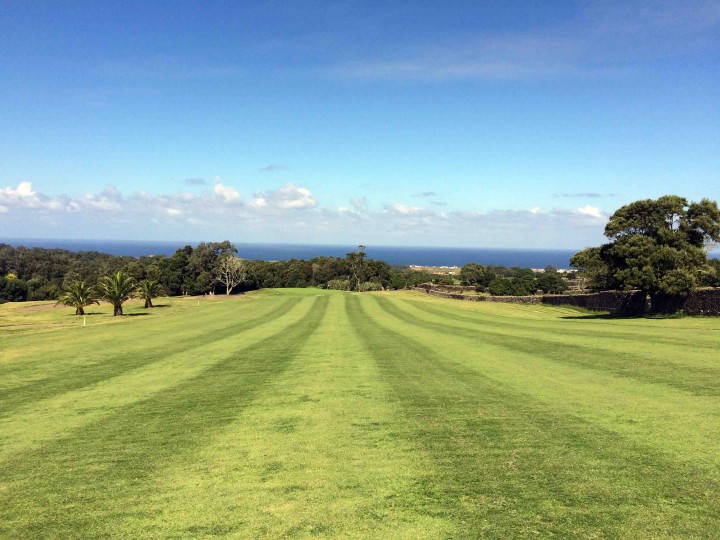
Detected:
[136,279,164,308]
[97,272,136,316]
[55,281,99,315]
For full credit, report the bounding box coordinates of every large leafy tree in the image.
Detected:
[572,195,720,306]
[459,263,485,287]
[97,272,137,316]
[55,280,99,315]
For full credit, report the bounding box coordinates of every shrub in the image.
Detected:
[326,279,351,291]
[358,281,383,292]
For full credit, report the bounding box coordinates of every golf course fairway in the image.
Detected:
[1,289,719,538]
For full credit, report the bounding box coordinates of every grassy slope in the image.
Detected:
[1,290,719,538]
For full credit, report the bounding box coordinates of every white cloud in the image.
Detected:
[251,195,267,208]
[82,193,121,211]
[0,181,609,248]
[253,183,317,210]
[213,182,242,204]
[577,204,603,219]
[389,203,424,215]
[0,181,67,211]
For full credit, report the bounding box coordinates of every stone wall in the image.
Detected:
[651,288,720,316]
[541,291,647,315]
[413,285,720,316]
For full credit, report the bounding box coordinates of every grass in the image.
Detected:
[1,289,719,538]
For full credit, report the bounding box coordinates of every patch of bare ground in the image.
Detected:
[19,304,62,312]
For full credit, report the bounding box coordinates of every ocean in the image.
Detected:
[3,238,718,269]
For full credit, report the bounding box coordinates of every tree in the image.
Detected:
[488,277,515,296]
[570,247,611,291]
[55,281,99,315]
[536,272,568,294]
[187,241,236,294]
[216,254,247,295]
[136,279,164,308]
[572,195,720,310]
[459,263,485,286]
[97,272,136,316]
[347,245,366,291]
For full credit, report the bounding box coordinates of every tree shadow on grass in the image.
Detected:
[124,312,151,317]
[151,304,170,308]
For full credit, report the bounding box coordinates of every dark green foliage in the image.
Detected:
[488,277,515,295]
[136,279,165,308]
[459,263,485,286]
[0,276,28,303]
[570,247,612,291]
[572,196,720,311]
[431,274,455,286]
[700,258,720,287]
[486,267,539,296]
[55,281,99,315]
[536,272,569,294]
[97,272,137,316]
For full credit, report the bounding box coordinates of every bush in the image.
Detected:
[326,279,351,291]
[358,281,383,292]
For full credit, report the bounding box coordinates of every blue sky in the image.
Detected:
[1,0,718,248]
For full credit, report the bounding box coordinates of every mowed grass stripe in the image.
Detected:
[348,294,720,538]
[0,296,329,539]
[121,292,449,539]
[0,296,301,417]
[404,293,720,351]
[397,294,720,371]
[379,296,720,395]
[0,296,314,461]
[368,295,720,469]
[0,296,284,384]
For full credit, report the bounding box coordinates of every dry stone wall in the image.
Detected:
[413,285,720,316]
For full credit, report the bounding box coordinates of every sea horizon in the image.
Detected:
[2,237,718,269]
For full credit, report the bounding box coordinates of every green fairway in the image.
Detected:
[1,290,720,538]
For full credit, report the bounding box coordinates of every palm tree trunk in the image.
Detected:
[114,304,123,316]
[145,298,152,308]
[76,307,84,315]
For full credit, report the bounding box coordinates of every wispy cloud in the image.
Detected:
[554,192,617,198]
[330,1,720,82]
[350,197,368,211]
[260,164,288,172]
[334,35,584,81]
[414,191,437,198]
[184,178,207,186]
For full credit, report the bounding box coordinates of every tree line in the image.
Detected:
[0,242,437,305]
[5,195,716,312]
[457,262,569,295]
